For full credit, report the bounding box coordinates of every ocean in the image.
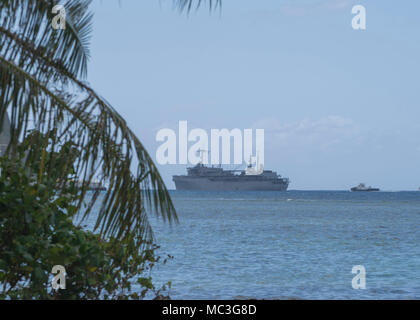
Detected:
[147,191,420,299]
[86,191,420,299]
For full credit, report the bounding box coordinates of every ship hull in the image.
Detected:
[350,188,380,192]
[173,176,289,191]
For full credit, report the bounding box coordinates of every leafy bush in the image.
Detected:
[0,148,170,299]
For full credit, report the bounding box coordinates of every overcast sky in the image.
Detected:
[87,0,420,190]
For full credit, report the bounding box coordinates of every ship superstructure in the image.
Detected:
[351,183,380,192]
[173,161,289,191]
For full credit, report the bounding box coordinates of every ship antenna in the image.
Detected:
[197,148,209,165]
[248,155,252,168]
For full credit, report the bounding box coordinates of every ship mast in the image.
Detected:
[197,148,209,165]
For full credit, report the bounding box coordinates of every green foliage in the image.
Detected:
[0,154,171,299]
[0,0,220,300]
[0,0,177,247]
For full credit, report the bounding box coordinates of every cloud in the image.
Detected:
[252,115,361,151]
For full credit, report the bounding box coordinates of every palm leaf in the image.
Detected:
[0,0,220,247]
[174,0,221,13]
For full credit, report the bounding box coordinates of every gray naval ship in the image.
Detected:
[173,161,290,191]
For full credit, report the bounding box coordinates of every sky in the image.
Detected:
[87,0,420,190]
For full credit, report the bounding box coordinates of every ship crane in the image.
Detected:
[245,154,264,175]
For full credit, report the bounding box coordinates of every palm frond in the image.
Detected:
[1,55,176,242]
[0,0,92,79]
[0,0,180,247]
[1,0,222,247]
[174,0,221,13]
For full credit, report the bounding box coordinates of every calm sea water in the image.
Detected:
[89,191,420,299]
